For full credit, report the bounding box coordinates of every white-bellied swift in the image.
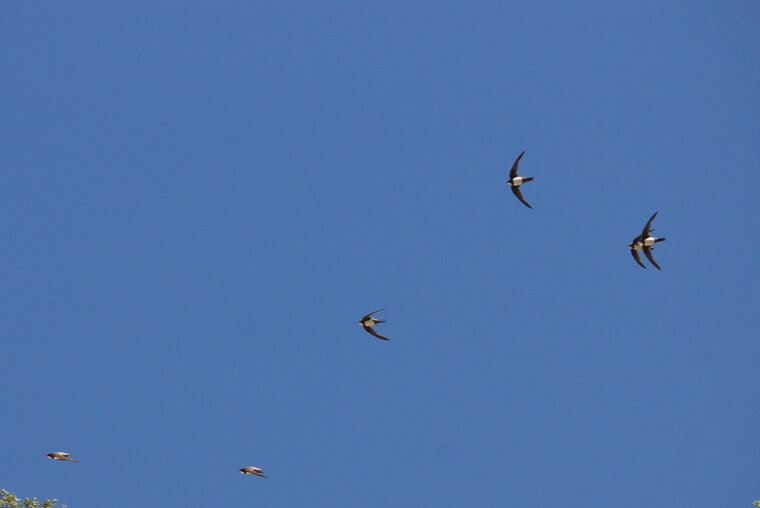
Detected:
[628,212,667,270]
[506,151,534,209]
[358,308,389,341]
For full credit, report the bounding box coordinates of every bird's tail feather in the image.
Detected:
[655,237,666,243]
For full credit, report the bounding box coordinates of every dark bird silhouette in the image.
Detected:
[358,309,389,341]
[506,151,534,209]
[627,212,667,270]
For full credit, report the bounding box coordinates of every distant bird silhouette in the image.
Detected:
[358,309,389,341]
[628,212,667,270]
[506,151,534,209]
[47,452,79,462]
[240,466,268,478]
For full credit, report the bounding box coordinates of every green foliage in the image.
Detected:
[0,490,66,508]
[753,501,760,507]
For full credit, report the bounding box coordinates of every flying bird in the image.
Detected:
[240,466,268,478]
[358,309,389,341]
[506,151,534,209]
[47,452,79,462]
[628,212,667,270]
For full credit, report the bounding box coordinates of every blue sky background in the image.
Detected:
[1,1,758,507]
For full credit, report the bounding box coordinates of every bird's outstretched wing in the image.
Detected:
[630,248,646,268]
[641,212,658,238]
[49,452,78,461]
[643,246,661,270]
[361,308,385,321]
[363,325,389,341]
[511,186,532,209]
[509,151,525,179]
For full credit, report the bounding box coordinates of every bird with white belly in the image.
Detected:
[628,212,667,270]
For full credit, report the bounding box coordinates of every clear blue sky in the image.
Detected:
[1,2,758,507]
